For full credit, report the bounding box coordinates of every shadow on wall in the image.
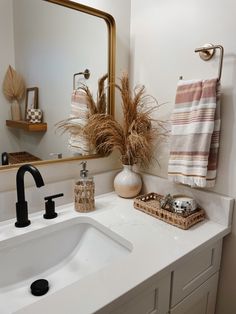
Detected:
[214,88,235,196]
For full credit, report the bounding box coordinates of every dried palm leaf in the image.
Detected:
[2,65,25,102]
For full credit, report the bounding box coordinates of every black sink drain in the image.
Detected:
[30,279,49,296]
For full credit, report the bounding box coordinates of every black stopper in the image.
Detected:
[30,279,49,296]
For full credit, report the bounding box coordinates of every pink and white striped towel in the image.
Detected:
[168,78,221,188]
[68,89,90,154]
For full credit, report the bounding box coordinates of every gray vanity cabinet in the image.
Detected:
[101,240,222,314]
[170,239,221,314]
[169,240,222,314]
[170,240,222,308]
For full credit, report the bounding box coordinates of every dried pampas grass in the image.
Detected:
[57,72,167,165]
[85,72,168,166]
[2,65,25,103]
[84,114,125,156]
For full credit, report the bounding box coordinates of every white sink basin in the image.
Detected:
[0,216,132,314]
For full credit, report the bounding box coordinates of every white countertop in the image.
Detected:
[1,192,232,314]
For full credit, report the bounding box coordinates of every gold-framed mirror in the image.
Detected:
[0,0,116,170]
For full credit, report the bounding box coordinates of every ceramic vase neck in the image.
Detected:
[122,164,133,170]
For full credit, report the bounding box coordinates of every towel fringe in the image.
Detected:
[168,175,207,188]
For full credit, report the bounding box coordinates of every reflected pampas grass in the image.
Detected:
[56,74,108,141]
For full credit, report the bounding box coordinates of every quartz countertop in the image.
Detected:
[1,192,232,314]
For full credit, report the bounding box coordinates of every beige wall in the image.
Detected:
[0,0,21,155]
[130,0,236,312]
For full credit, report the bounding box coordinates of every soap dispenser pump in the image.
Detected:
[74,161,95,212]
[80,161,89,178]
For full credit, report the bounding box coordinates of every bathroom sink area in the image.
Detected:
[0,216,132,314]
[0,190,233,314]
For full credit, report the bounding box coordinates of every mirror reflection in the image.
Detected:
[0,0,110,167]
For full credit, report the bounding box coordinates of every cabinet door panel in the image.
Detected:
[110,275,170,314]
[112,289,156,314]
[170,272,219,314]
[171,240,222,306]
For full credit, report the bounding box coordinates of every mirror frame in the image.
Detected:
[2,0,116,171]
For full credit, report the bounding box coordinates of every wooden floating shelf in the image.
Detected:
[6,120,47,132]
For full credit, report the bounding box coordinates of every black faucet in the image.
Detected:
[15,164,45,228]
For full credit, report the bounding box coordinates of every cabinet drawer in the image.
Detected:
[170,272,219,314]
[171,240,222,306]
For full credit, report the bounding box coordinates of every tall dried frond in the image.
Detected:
[116,73,149,137]
[78,85,97,115]
[113,72,168,165]
[3,65,25,102]
[133,85,146,111]
[97,73,108,114]
[116,72,133,135]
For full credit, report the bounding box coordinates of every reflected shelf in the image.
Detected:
[6,120,47,132]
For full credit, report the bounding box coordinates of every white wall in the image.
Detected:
[0,0,21,157]
[130,0,236,312]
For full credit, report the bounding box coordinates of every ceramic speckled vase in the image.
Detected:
[114,165,142,198]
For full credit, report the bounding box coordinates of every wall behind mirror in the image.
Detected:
[0,0,114,169]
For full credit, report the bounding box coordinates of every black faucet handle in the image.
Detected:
[44,193,64,202]
[2,152,9,165]
[43,193,64,219]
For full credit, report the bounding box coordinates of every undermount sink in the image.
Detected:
[0,216,132,314]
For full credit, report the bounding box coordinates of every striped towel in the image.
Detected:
[70,89,89,121]
[68,89,91,154]
[168,78,221,188]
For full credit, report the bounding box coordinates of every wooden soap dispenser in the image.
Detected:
[74,161,95,212]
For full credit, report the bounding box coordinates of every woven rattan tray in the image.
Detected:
[8,151,41,164]
[134,193,205,230]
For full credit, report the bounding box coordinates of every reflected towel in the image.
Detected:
[70,89,89,121]
[168,78,221,187]
[68,89,90,154]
